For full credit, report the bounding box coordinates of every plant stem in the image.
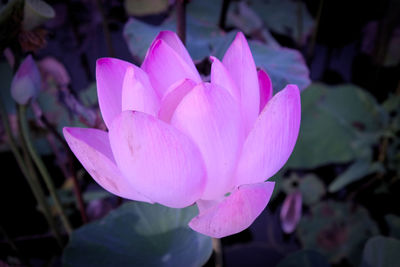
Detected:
[212,238,223,267]
[0,224,31,266]
[21,139,65,247]
[219,0,231,30]
[0,101,63,247]
[18,104,73,235]
[176,0,187,44]
[71,173,88,223]
[32,101,88,223]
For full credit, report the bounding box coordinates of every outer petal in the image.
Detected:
[158,79,197,123]
[141,39,201,98]
[280,191,302,234]
[121,66,160,116]
[235,85,301,185]
[258,69,273,113]
[152,31,198,76]
[223,32,260,134]
[63,127,151,202]
[96,57,135,128]
[108,110,206,208]
[189,182,275,238]
[210,56,240,101]
[171,83,243,200]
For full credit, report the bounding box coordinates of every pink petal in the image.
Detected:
[258,69,273,113]
[121,66,160,116]
[108,110,206,208]
[210,56,240,101]
[141,39,201,98]
[171,83,243,200]
[152,31,198,75]
[96,57,135,128]
[63,127,151,202]
[158,79,197,123]
[222,32,259,134]
[196,198,223,214]
[280,191,302,234]
[235,85,301,185]
[189,182,275,238]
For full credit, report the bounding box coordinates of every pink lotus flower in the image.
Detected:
[63,31,301,238]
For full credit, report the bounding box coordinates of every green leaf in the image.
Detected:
[83,190,113,203]
[280,173,325,205]
[316,84,384,132]
[79,82,98,107]
[23,0,55,31]
[63,202,212,267]
[361,236,400,267]
[124,0,169,16]
[385,214,400,239]
[297,201,378,265]
[276,249,330,267]
[246,0,314,44]
[287,88,354,168]
[249,41,311,92]
[226,1,280,48]
[186,0,223,27]
[0,0,23,51]
[328,160,383,193]
[287,83,382,169]
[382,94,400,114]
[226,1,263,35]
[299,174,325,206]
[123,16,223,63]
[0,0,23,25]
[123,18,173,62]
[210,30,238,60]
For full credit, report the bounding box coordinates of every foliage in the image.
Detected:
[63,202,212,267]
[297,201,379,265]
[276,250,330,267]
[227,0,314,45]
[361,236,400,267]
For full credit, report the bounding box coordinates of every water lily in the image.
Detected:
[63,31,301,238]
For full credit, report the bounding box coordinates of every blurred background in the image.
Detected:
[0,0,399,266]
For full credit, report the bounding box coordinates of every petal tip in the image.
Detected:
[96,57,111,67]
[62,126,77,138]
[151,39,163,50]
[25,54,34,64]
[156,30,177,39]
[62,126,71,136]
[235,31,246,41]
[287,84,300,93]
